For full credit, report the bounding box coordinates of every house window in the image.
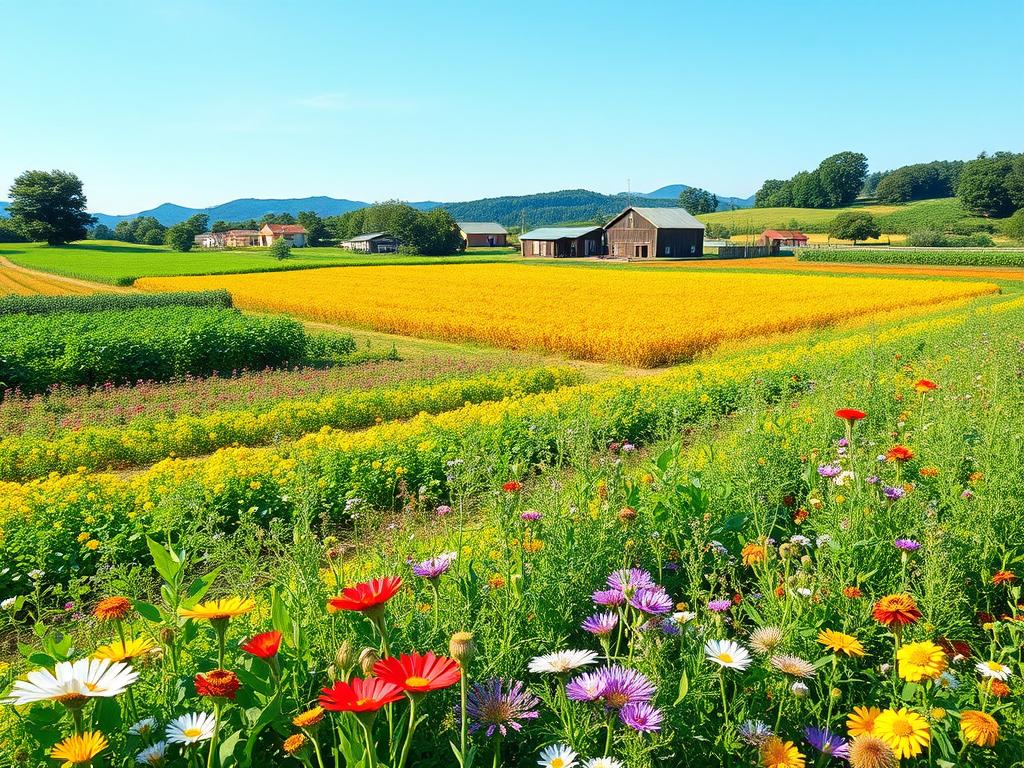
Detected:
[532,240,540,256]
[664,246,671,256]
[690,245,696,254]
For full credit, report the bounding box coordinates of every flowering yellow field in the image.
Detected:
[0,262,94,295]
[137,264,999,367]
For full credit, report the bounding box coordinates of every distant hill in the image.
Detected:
[633,184,756,211]
[88,196,371,228]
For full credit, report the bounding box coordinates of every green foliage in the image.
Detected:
[296,211,329,246]
[798,248,1024,267]
[755,152,867,209]
[0,289,232,317]
[703,222,731,239]
[113,216,166,244]
[1005,209,1024,243]
[0,307,305,393]
[827,211,880,242]
[0,219,28,243]
[88,224,115,240]
[754,178,793,208]
[164,214,210,253]
[678,187,718,215]
[875,160,963,203]
[956,151,1024,217]
[326,202,463,255]
[7,169,96,245]
[269,237,292,260]
[905,230,994,248]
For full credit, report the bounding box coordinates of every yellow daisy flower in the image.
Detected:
[177,597,255,621]
[847,706,882,737]
[817,629,865,657]
[50,731,108,767]
[896,641,947,682]
[873,708,931,759]
[93,637,156,662]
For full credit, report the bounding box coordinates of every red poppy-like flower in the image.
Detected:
[993,570,1017,585]
[373,651,461,693]
[834,408,866,421]
[319,677,404,712]
[502,481,522,493]
[977,611,995,625]
[886,445,915,462]
[241,630,282,659]
[914,379,937,393]
[988,680,1010,698]
[793,508,808,524]
[195,669,240,699]
[327,577,402,613]
[93,596,132,621]
[872,593,922,627]
[936,637,972,659]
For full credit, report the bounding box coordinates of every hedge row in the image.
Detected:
[0,306,305,394]
[0,289,233,316]
[797,248,1024,268]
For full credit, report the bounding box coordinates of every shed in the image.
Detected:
[457,221,508,247]
[604,206,704,259]
[224,229,261,248]
[757,229,808,248]
[340,232,400,253]
[519,226,604,258]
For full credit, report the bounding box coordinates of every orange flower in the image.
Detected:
[993,571,1017,585]
[195,669,240,699]
[283,733,308,755]
[93,596,132,621]
[918,466,939,478]
[742,542,767,566]
[488,574,506,589]
[373,651,461,693]
[502,480,522,493]
[987,680,1010,698]
[241,630,282,659]
[793,508,808,524]
[872,593,922,628]
[292,707,324,727]
[843,586,863,599]
[914,379,937,393]
[327,577,402,613]
[886,445,914,462]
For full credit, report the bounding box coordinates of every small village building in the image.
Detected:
[223,229,261,247]
[604,206,705,259]
[340,232,400,253]
[259,223,307,247]
[519,226,604,258]
[457,221,508,247]
[194,232,226,248]
[757,229,808,248]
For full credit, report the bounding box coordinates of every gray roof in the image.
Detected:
[344,232,392,242]
[611,206,706,229]
[520,226,603,240]
[457,221,508,235]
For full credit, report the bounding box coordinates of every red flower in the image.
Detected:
[241,630,282,659]
[936,637,972,659]
[502,480,522,493]
[320,676,404,712]
[195,669,240,699]
[834,408,866,421]
[914,379,937,393]
[373,651,461,693]
[885,445,914,462]
[993,570,1017,585]
[988,680,1010,698]
[327,577,402,613]
[843,586,863,599]
[872,593,922,627]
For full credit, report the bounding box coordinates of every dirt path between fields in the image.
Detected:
[0,256,134,293]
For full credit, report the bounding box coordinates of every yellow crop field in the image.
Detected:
[137,264,999,367]
[0,263,94,295]
[648,256,1024,281]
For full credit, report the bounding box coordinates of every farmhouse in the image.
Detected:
[520,226,604,258]
[223,229,261,247]
[340,232,400,253]
[757,229,808,248]
[604,206,705,259]
[259,224,307,247]
[457,221,508,247]
[194,232,226,248]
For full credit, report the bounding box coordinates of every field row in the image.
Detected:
[136,264,1000,367]
[0,261,95,296]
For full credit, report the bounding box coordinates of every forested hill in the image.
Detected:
[443,189,683,228]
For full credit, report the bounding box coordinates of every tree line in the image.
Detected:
[754,152,869,209]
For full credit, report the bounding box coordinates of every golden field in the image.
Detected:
[0,262,94,295]
[137,264,1000,367]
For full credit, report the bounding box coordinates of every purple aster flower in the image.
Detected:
[804,726,849,759]
[595,666,656,709]
[621,442,636,453]
[592,589,626,607]
[520,510,542,521]
[659,618,681,635]
[619,701,663,733]
[434,505,451,517]
[628,587,674,616]
[707,599,732,613]
[582,611,618,636]
[606,568,655,594]
[460,678,539,738]
[565,670,606,702]
[817,464,842,479]
[866,474,880,485]
[837,438,849,448]
[894,538,921,551]
[882,485,905,501]
[411,551,456,580]
[664,562,680,572]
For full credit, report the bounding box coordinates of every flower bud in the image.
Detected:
[334,639,353,672]
[159,626,175,645]
[449,631,477,667]
[358,647,379,677]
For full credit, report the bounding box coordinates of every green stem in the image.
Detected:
[492,734,503,768]
[719,672,730,735]
[603,711,614,756]
[70,706,85,735]
[459,672,469,762]
[305,730,326,768]
[397,696,418,768]
[359,719,378,768]
[206,700,222,768]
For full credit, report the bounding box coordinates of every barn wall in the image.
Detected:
[605,211,657,258]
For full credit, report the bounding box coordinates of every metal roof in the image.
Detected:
[520,226,603,240]
[610,206,706,229]
[344,232,391,242]
[457,221,508,235]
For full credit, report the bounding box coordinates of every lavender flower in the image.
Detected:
[566,666,655,709]
[738,720,773,746]
[707,599,732,613]
[520,510,542,521]
[882,485,905,501]
[582,612,618,637]
[434,505,451,517]
[619,702,663,733]
[628,587,674,615]
[804,726,850,759]
[894,538,921,551]
[606,568,655,594]
[461,678,540,738]
[411,551,456,580]
[565,670,606,702]
[817,464,842,479]
[866,475,880,485]
[592,589,626,607]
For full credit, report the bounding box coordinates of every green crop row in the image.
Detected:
[0,289,233,316]
[797,248,1024,268]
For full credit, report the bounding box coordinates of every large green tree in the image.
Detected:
[828,211,881,244]
[957,152,1024,217]
[297,211,330,246]
[816,152,868,207]
[164,214,209,252]
[7,170,95,244]
[678,187,718,215]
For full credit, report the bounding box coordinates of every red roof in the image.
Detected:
[263,224,307,234]
[225,229,259,236]
[762,229,808,240]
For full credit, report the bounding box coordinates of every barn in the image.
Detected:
[340,232,400,253]
[259,224,308,247]
[520,226,604,258]
[757,229,809,248]
[604,206,705,259]
[458,221,508,247]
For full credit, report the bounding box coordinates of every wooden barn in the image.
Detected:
[757,229,808,248]
[457,221,508,247]
[340,232,400,253]
[604,206,705,259]
[520,226,604,258]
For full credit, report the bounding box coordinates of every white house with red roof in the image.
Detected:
[259,223,308,247]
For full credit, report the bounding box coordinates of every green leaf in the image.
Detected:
[270,588,293,645]
[219,729,242,767]
[243,697,282,764]
[147,536,180,583]
[133,600,163,623]
[184,568,221,604]
[900,681,923,701]
[673,670,689,705]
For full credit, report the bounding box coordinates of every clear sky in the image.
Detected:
[1,0,1021,213]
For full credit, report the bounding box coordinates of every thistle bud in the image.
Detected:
[358,647,379,677]
[335,639,353,672]
[449,631,477,667]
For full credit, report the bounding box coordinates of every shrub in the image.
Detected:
[0,306,305,393]
[0,289,232,317]
[1005,209,1024,243]
[906,230,948,247]
[827,211,881,243]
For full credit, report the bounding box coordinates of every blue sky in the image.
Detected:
[1,0,1021,213]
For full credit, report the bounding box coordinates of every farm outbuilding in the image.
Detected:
[223,229,261,247]
[604,206,705,259]
[520,226,604,258]
[757,229,808,248]
[340,232,400,253]
[259,224,307,247]
[457,221,508,247]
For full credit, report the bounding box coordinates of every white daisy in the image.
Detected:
[528,650,598,674]
[791,681,810,698]
[671,610,696,625]
[538,743,578,768]
[1,597,16,611]
[165,712,216,745]
[4,658,138,705]
[129,717,158,737]
[976,660,1012,681]
[136,740,168,765]
[585,758,623,768]
[704,639,752,671]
